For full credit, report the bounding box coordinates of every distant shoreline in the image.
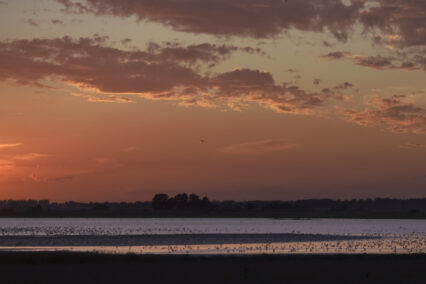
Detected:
[2,197,426,219]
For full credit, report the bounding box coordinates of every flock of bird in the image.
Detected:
[107,235,426,255]
[0,220,425,255]
[4,234,424,256]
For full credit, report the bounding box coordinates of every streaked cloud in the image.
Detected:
[13,153,48,161]
[86,95,134,104]
[399,142,426,149]
[120,146,137,152]
[344,95,426,134]
[48,175,75,182]
[0,152,48,182]
[0,143,22,150]
[220,139,296,155]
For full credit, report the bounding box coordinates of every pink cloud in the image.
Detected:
[0,143,22,150]
[344,95,426,134]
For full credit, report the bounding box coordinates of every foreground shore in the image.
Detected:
[1,252,426,283]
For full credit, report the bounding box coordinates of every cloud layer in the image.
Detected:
[359,0,426,48]
[56,0,426,48]
[57,0,363,39]
[0,36,346,114]
[55,1,426,76]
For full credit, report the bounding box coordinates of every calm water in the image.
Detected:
[1,218,425,255]
[0,218,425,237]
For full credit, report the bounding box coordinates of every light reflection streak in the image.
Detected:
[1,236,425,255]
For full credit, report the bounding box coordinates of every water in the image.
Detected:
[0,218,425,237]
[0,218,425,255]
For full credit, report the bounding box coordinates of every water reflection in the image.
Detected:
[1,218,425,255]
[1,236,425,255]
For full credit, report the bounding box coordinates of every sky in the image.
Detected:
[0,0,425,202]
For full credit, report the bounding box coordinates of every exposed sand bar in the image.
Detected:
[0,233,372,247]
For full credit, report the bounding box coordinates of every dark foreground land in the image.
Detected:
[1,252,426,284]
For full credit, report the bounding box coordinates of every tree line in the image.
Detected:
[152,193,211,210]
[1,195,426,218]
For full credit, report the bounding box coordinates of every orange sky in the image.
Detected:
[0,0,425,201]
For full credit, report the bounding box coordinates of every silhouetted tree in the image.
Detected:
[189,194,200,203]
[201,196,211,210]
[94,202,109,211]
[188,194,201,210]
[152,193,169,210]
[173,193,188,209]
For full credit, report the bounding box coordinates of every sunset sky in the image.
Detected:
[0,0,425,201]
